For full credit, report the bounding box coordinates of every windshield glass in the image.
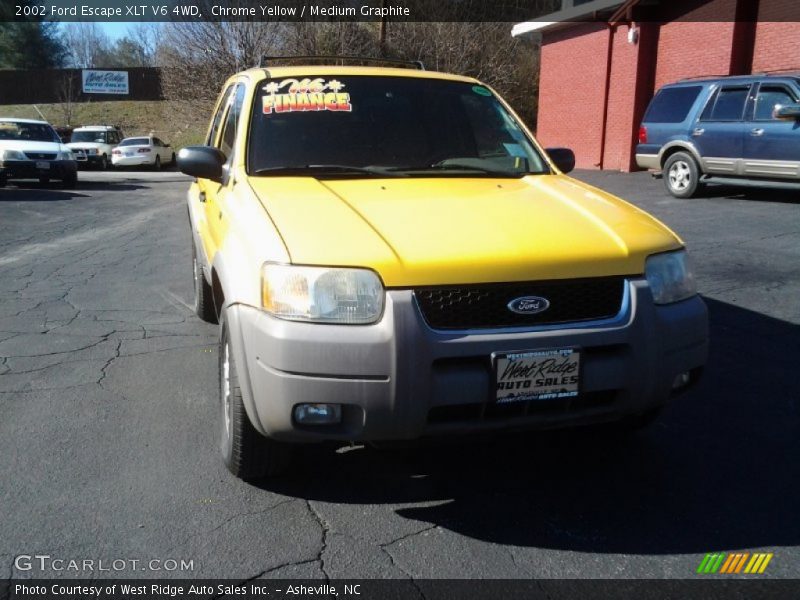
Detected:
[0,121,59,143]
[72,131,108,143]
[119,138,149,146]
[248,76,548,178]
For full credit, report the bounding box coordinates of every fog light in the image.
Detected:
[294,403,342,425]
[672,371,691,390]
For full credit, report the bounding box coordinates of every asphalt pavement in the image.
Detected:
[0,169,797,584]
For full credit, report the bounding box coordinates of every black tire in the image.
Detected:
[154,155,161,171]
[663,151,702,199]
[192,242,217,323]
[171,152,176,166]
[62,172,77,189]
[100,154,109,170]
[219,317,292,480]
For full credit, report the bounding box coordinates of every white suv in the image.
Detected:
[67,125,123,170]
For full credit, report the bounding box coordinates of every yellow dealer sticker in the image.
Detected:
[262,78,353,114]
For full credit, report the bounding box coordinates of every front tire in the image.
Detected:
[219,317,292,480]
[154,155,161,171]
[100,154,109,170]
[192,242,217,323]
[663,152,702,198]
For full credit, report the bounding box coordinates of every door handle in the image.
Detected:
[692,128,705,137]
[750,128,765,137]
[199,191,206,203]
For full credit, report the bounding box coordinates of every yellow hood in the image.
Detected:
[248,175,682,287]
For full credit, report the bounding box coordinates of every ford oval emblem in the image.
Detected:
[507,296,550,315]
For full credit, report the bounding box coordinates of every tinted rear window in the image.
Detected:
[120,138,149,146]
[643,86,702,123]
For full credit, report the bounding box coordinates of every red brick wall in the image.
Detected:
[654,21,738,90]
[753,21,800,73]
[603,24,643,171]
[538,23,609,169]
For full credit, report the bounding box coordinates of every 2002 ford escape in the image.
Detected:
[178,58,708,480]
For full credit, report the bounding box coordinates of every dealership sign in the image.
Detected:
[82,70,129,95]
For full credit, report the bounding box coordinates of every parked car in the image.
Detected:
[637,73,800,198]
[67,125,123,170]
[0,118,78,188]
[112,136,175,170]
[179,60,708,479]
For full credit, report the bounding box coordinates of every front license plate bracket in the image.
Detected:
[492,348,581,404]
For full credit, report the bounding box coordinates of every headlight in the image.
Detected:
[56,151,73,160]
[645,250,697,304]
[262,264,384,324]
[87,148,98,155]
[1,150,26,161]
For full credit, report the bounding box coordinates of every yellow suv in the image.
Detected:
[178,59,708,480]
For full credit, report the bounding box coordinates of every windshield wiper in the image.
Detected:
[385,162,529,177]
[252,165,407,177]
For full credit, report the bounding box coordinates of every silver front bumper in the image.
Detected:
[226,280,708,442]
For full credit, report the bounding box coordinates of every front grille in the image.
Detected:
[24,152,56,160]
[414,276,627,330]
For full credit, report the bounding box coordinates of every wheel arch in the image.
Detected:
[659,142,704,172]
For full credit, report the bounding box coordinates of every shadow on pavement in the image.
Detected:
[263,297,799,554]
[0,185,88,201]
[698,182,800,204]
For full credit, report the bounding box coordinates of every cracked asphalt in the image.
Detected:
[0,170,798,583]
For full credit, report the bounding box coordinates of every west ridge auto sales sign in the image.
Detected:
[82,70,129,95]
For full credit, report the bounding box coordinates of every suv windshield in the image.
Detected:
[0,121,59,142]
[248,76,548,178]
[72,131,109,143]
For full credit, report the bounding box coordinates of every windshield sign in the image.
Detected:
[248,76,548,178]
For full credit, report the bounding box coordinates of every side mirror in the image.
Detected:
[546,147,576,174]
[773,103,800,120]
[178,146,225,182]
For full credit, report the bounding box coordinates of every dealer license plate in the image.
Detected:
[493,348,580,403]
[36,161,50,170]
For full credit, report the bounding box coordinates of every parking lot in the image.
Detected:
[0,169,797,581]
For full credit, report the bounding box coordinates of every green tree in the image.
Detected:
[0,1,65,69]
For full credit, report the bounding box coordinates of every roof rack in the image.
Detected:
[678,74,730,81]
[258,55,425,71]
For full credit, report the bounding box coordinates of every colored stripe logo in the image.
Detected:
[697,552,773,574]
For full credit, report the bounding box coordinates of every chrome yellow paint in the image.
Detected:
[248,174,682,288]
[194,65,684,296]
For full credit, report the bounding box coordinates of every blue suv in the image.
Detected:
[636,73,800,198]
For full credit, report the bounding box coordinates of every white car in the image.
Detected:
[112,136,176,170]
[67,125,123,170]
[0,118,78,188]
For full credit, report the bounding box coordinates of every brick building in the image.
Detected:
[513,0,800,171]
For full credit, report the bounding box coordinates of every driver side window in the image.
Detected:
[218,84,245,162]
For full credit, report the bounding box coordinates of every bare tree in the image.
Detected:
[56,71,79,126]
[126,23,160,65]
[159,14,286,121]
